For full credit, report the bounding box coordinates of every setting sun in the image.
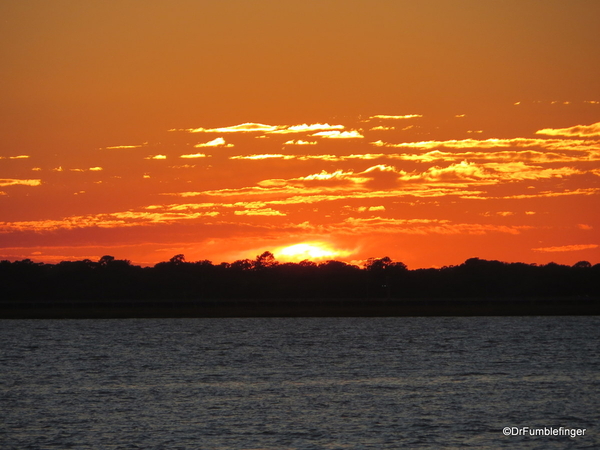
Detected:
[275,243,349,262]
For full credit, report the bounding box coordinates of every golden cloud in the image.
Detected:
[283,139,318,145]
[104,145,143,149]
[392,149,600,164]
[532,244,598,252]
[371,137,600,151]
[230,154,295,160]
[180,153,208,159]
[340,217,532,235]
[0,209,221,232]
[0,155,30,159]
[69,167,104,172]
[229,153,383,162]
[145,155,167,160]
[234,208,286,216]
[369,114,423,119]
[494,188,600,200]
[187,123,280,133]
[0,178,42,187]
[270,123,344,134]
[357,205,385,212]
[312,130,364,139]
[299,170,355,181]
[536,122,600,137]
[481,162,582,180]
[194,137,234,148]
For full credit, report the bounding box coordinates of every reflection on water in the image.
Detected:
[1,317,599,449]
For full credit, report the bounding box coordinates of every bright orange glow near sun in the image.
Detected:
[275,243,350,262]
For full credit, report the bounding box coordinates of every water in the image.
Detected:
[1,317,598,449]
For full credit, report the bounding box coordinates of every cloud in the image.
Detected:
[69,167,104,172]
[0,208,221,232]
[340,217,532,235]
[270,123,345,134]
[194,137,233,148]
[180,153,208,159]
[397,161,490,183]
[0,178,42,187]
[533,244,598,253]
[0,155,30,160]
[185,122,348,136]
[535,122,600,137]
[145,155,167,160]
[371,137,600,151]
[104,145,143,149]
[230,154,296,160]
[357,206,385,212]
[234,208,286,216]
[481,162,582,181]
[186,123,280,133]
[297,169,357,182]
[493,187,600,200]
[283,139,318,145]
[391,149,600,164]
[229,153,383,162]
[369,114,422,119]
[312,130,364,139]
[370,126,395,131]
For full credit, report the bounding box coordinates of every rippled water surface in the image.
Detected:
[1,317,599,449]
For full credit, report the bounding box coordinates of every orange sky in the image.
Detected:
[1,0,599,268]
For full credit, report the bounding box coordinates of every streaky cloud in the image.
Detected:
[371,137,600,151]
[535,122,600,137]
[180,153,208,159]
[0,155,30,159]
[104,145,143,149]
[533,244,598,252]
[230,154,295,160]
[0,178,42,187]
[234,208,286,216]
[369,114,422,120]
[370,126,395,131]
[340,217,532,235]
[270,123,344,134]
[194,137,233,148]
[283,139,318,145]
[186,123,280,133]
[312,130,364,139]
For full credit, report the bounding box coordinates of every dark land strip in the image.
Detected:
[2,297,599,319]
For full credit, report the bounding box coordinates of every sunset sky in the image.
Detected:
[1,0,599,268]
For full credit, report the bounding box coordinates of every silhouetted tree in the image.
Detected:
[254,251,278,270]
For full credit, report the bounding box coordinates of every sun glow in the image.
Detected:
[275,243,350,262]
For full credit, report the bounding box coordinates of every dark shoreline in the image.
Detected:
[2,297,599,319]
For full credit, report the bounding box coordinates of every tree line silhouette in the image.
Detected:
[1,252,598,301]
